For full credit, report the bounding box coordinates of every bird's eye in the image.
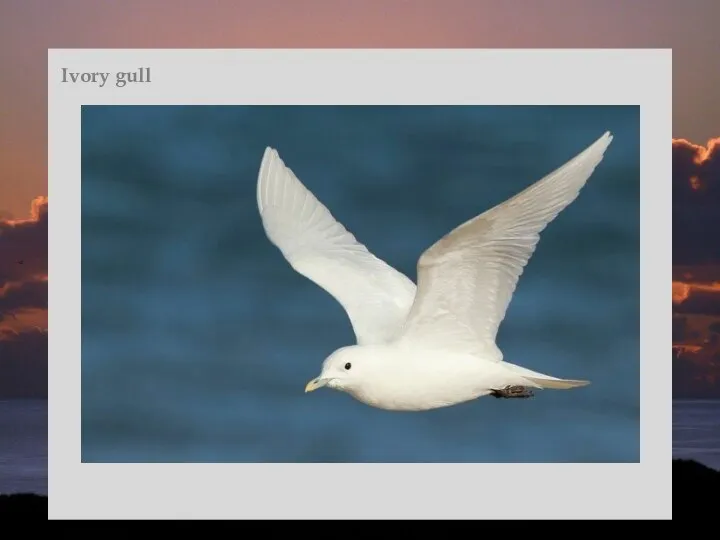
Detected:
[344,362,352,370]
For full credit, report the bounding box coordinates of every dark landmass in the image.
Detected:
[674,458,720,514]
[0,493,47,516]
[674,458,720,476]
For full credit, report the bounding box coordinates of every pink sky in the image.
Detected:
[0,0,718,217]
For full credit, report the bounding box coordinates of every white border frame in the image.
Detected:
[48,49,671,520]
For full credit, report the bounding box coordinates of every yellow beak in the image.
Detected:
[305,378,329,393]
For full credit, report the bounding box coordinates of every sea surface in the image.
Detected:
[0,400,47,495]
[673,399,720,470]
[80,105,641,463]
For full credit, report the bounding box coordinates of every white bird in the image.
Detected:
[257,131,613,412]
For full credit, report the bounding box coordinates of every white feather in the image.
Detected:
[396,131,614,361]
[257,147,416,345]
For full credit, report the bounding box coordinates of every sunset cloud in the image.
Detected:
[672,281,691,304]
[0,196,47,397]
[673,138,720,265]
[672,136,720,397]
[0,277,47,322]
[673,283,720,316]
[0,195,47,287]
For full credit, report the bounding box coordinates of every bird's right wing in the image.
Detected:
[257,147,417,345]
[396,132,614,360]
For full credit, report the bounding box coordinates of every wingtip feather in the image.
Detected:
[257,146,282,213]
[592,130,613,155]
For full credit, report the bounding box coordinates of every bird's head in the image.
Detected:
[304,346,366,394]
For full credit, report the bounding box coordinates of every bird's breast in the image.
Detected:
[347,367,486,412]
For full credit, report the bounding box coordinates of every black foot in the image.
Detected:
[490,385,534,399]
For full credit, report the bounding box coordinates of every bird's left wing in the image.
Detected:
[395,132,614,360]
[257,147,417,345]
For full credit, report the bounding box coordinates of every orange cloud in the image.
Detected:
[673,281,691,304]
[0,195,47,398]
[672,137,720,192]
[0,196,47,338]
[0,308,47,334]
[673,137,720,166]
[673,279,720,316]
[0,278,47,321]
[673,137,720,265]
[0,195,47,286]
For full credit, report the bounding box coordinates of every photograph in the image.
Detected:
[4,1,697,519]
[79,105,640,463]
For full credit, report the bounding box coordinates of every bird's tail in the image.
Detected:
[503,362,590,390]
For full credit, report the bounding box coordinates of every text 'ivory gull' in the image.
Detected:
[257,132,613,411]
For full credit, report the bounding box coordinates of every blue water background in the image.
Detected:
[80,105,640,462]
